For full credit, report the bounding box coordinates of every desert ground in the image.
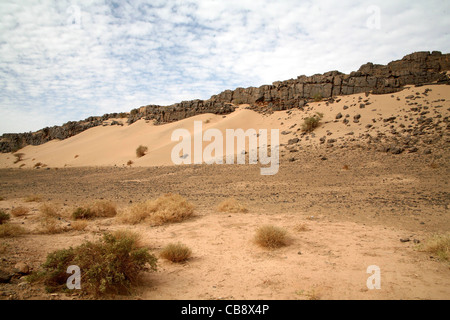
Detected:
[0,84,449,300]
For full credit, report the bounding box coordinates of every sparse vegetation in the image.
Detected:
[127,160,133,167]
[254,225,288,249]
[313,93,323,102]
[90,200,117,218]
[0,223,26,238]
[0,210,11,224]
[11,206,29,217]
[39,203,59,218]
[34,232,157,296]
[72,207,94,220]
[70,220,88,231]
[217,198,248,213]
[301,112,324,132]
[119,193,194,226]
[0,196,4,201]
[160,243,192,263]
[136,145,148,158]
[13,153,25,163]
[342,165,349,170]
[419,233,449,262]
[25,194,43,203]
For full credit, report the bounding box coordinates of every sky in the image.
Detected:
[0,0,449,134]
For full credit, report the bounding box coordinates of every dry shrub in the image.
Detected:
[119,193,194,226]
[13,153,25,163]
[91,200,117,218]
[25,194,42,203]
[136,145,148,158]
[72,207,94,220]
[254,225,288,249]
[127,160,133,166]
[0,224,26,238]
[71,220,88,231]
[419,233,450,262]
[217,198,248,213]
[301,112,323,132]
[39,203,59,218]
[160,243,192,263]
[11,206,29,217]
[342,165,349,170]
[39,217,65,234]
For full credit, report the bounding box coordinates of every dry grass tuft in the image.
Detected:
[119,193,194,226]
[111,230,144,248]
[0,223,26,238]
[39,203,59,218]
[11,206,30,217]
[160,243,192,263]
[217,198,248,213]
[254,225,288,249]
[90,200,117,218]
[70,220,88,231]
[419,233,449,262]
[25,194,43,203]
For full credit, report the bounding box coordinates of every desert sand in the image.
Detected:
[0,84,449,300]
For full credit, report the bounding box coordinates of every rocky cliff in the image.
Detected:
[1,51,449,153]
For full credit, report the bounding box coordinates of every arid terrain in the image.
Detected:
[0,84,449,300]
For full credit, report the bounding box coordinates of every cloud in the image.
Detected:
[0,0,449,134]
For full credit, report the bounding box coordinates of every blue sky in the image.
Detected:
[0,0,449,134]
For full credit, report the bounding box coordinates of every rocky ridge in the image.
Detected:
[1,51,449,153]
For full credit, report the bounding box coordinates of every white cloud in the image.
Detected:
[0,0,449,134]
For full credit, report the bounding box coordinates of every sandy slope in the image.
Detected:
[1,84,448,169]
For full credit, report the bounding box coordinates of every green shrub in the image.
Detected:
[301,112,324,132]
[36,232,157,295]
[0,210,11,225]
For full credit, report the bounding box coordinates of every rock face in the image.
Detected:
[1,51,449,153]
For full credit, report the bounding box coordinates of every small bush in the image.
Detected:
[37,232,157,295]
[0,210,11,224]
[119,193,194,226]
[13,153,25,163]
[419,233,450,262]
[0,224,26,238]
[127,160,133,167]
[11,206,29,217]
[90,200,117,218]
[160,243,192,263]
[217,198,248,213]
[72,207,94,220]
[254,225,288,249]
[301,112,323,133]
[136,145,148,158]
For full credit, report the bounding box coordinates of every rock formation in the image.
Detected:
[1,51,449,153]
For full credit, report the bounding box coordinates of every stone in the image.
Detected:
[14,262,30,275]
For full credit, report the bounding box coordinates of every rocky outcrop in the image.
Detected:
[1,51,449,153]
